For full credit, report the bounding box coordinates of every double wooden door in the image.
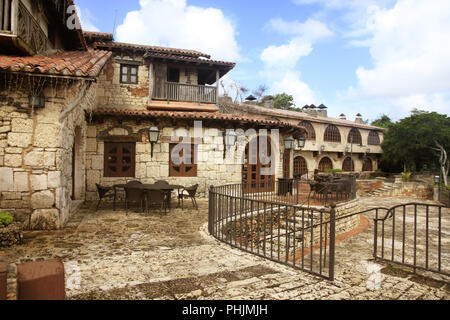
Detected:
[242,137,275,193]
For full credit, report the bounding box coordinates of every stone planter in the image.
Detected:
[0,223,23,248]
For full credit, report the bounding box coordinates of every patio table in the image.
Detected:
[113,183,184,211]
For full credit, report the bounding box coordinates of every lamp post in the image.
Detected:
[149,127,160,158]
[296,136,306,150]
[223,130,237,159]
[284,136,295,150]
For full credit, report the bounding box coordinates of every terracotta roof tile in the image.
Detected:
[91,108,306,131]
[233,103,385,131]
[0,50,112,78]
[93,41,211,59]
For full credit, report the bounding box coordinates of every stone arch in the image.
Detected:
[342,157,355,172]
[294,156,308,178]
[362,158,373,172]
[318,157,333,172]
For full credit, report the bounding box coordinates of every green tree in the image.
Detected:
[371,115,393,128]
[379,111,450,173]
[273,93,295,110]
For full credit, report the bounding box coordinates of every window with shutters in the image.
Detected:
[120,64,138,84]
[299,121,316,140]
[104,142,136,177]
[169,143,197,177]
[348,128,362,145]
[324,125,341,143]
[368,131,381,145]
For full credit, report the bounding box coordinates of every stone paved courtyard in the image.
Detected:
[1,197,449,300]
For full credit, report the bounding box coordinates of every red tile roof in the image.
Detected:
[91,108,307,131]
[143,52,235,68]
[93,41,211,59]
[0,50,112,78]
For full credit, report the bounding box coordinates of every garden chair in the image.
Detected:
[178,184,199,210]
[95,184,114,211]
[145,189,168,217]
[124,186,145,216]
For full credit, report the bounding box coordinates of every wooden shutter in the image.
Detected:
[104,142,136,177]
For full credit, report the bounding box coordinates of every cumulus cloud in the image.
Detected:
[260,18,332,106]
[349,0,450,113]
[115,0,240,61]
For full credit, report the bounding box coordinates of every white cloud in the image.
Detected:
[271,72,316,107]
[260,18,331,106]
[349,0,450,113]
[115,0,240,61]
[77,6,100,32]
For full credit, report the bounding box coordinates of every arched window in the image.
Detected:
[348,128,362,145]
[318,157,333,172]
[299,121,316,140]
[368,131,381,145]
[294,156,308,178]
[342,157,355,172]
[324,125,341,143]
[363,158,373,172]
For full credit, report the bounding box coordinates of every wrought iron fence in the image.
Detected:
[209,183,338,280]
[373,202,449,277]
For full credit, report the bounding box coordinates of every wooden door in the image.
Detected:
[153,63,167,99]
[283,150,291,178]
[242,137,275,193]
[104,142,136,177]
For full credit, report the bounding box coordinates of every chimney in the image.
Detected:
[317,104,328,117]
[340,113,346,120]
[355,113,364,124]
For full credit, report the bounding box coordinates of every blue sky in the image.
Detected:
[75,0,450,122]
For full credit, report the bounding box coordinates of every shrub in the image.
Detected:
[327,169,344,174]
[401,172,412,182]
[0,212,13,227]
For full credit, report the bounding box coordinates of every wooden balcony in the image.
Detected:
[0,0,48,55]
[153,82,218,104]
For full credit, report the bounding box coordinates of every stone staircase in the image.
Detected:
[366,182,397,197]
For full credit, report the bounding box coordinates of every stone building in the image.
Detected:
[221,102,385,179]
[0,1,384,230]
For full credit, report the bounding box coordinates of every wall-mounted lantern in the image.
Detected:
[434,175,440,184]
[366,148,371,154]
[345,146,350,153]
[284,136,295,150]
[295,136,306,150]
[149,126,160,158]
[29,93,45,109]
[223,130,237,159]
[320,145,326,152]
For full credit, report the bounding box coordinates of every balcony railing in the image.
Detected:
[0,0,12,32]
[17,0,48,54]
[153,82,218,104]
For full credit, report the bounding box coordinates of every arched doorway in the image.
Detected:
[243,136,275,193]
[363,158,373,172]
[294,156,308,178]
[342,157,355,172]
[318,157,333,173]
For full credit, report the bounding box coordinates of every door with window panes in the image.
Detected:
[242,137,275,193]
[104,142,136,177]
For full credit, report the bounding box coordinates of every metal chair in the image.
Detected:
[154,180,169,186]
[95,184,114,211]
[126,180,142,186]
[178,184,199,210]
[124,186,145,216]
[145,189,168,217]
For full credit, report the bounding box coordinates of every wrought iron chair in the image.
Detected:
[124,186,145,216]
[95,184,114,211]
[126,180,143,186]
[154,180,169,186]
[145,189,168,217]
[178,184,199,210]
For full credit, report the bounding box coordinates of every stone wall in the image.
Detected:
[0,76,97,230]
[85,118,285,201]
[96,57,200,111]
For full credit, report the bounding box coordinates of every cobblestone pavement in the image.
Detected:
[1,197,449,300]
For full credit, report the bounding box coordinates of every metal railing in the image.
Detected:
[0,0,12,32]
[160,82,217,104]
[209,182,338,280]
[373,203,449,277]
